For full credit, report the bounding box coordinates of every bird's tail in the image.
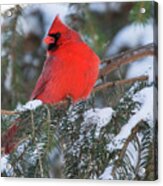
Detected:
[1,118,21,154]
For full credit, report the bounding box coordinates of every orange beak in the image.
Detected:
[44,36,55,45]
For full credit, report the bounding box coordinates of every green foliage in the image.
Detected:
[1,3,157,180]
[129,1,152,24]
[1,5,46,109]
[1,82,155,180]
[1,105,66,177]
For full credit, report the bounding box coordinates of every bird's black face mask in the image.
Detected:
[47,32,61,51]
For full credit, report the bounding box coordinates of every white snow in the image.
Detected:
[89,2,121,13]
[107,86,155,151]
[1,5,17,13]
[126,141,139,167]
[107,2,122,12]
[107,21,155,84]
[24,53,33,64]
[1,4,70,36]
[83,107,114,138]
[16,99,42,112]
[37,3,69,21]
[126,56,154,84]
[24,3,70,36]
[108,22,153,56]
[1,155,14,176]
[48,147,64,178]
[106,22,155,158]
[99,164,113,180]
[4,59,13,91]
[89,3,107,13]
[1,155,9,173]
[68,107,115,156]
[21,13,44,36]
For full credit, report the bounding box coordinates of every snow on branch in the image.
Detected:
[83,107,114,138]
[107,86,155,152]
[1,75,148,116]
[100,121,143,180]
[1,100,42,115]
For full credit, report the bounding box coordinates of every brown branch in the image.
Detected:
[1,75,148,116]
[93,75,148,93]
[1,110,20,115]
[1,43,153,116]
[99,43,155,78]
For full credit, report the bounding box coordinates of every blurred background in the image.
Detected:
[1,2,155,110]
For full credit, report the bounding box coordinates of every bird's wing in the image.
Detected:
[30,56,55,100]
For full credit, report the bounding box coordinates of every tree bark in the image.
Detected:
[99,43,155,78]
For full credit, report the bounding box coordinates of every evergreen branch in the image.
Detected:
[112,120,143,178]
[0,75,148,116]
[36,144,44,178]
[99,43,155,78]
[10,140,29,169]
[134,134,141,177]
[46,106,51,151]
[43,105,54,159]
[30,111,44,177]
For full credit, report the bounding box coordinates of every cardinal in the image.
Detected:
[2,15,100,154]
[30,15,100,104]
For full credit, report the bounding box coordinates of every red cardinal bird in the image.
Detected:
[30,15,100,104]
[2,16,100,154]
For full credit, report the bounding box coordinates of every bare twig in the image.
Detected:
[99,43,155,78]
[30,111,35,139]
[11,138,29,168]
[1,76,148,116]
[93,75,148,93]
[1,109,20,115]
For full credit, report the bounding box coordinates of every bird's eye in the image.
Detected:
[55,32,61,39]
[48,32,61,39]
[47,32,61,51]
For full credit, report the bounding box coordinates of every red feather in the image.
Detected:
[2,16,100,154]
[30,15,100,104]
[2,123,20,154]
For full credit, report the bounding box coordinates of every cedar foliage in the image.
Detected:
[1,2,157,180]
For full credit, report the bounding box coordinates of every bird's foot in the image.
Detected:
[65,95,73,109]
[88,97,96,112]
